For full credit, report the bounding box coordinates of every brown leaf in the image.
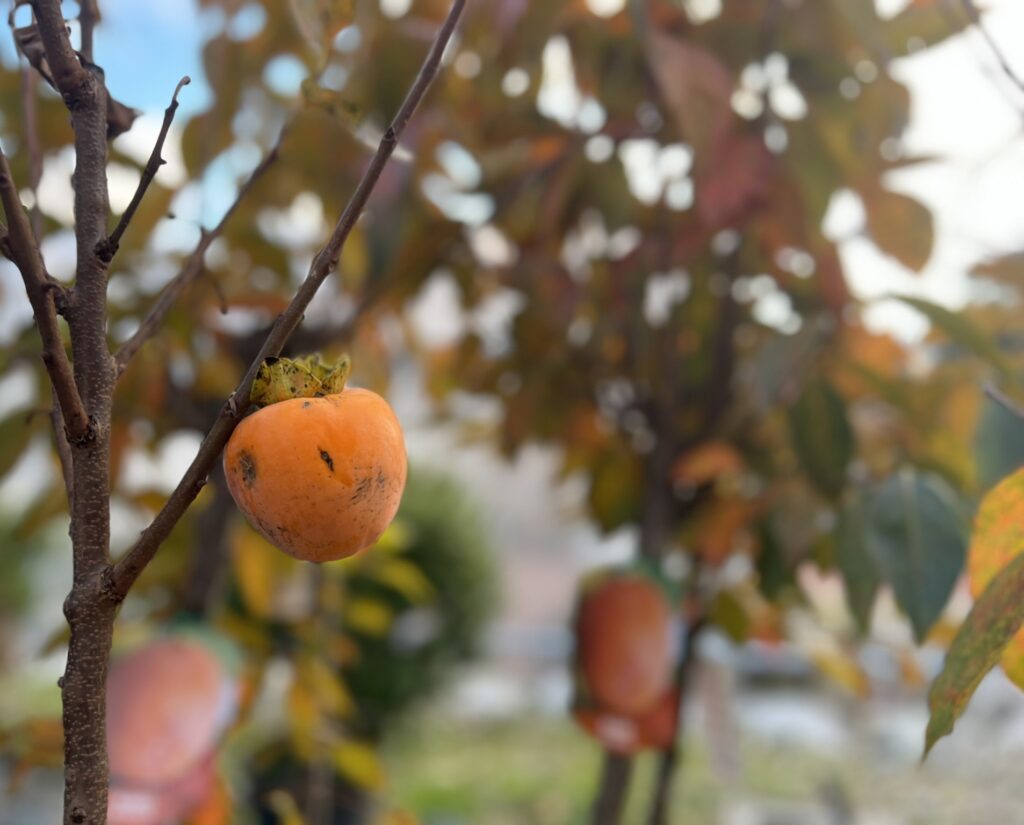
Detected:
[695,134,774,229]
[647,30,734,163]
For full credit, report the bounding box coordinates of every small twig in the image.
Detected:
[98,75,190,263]
[0,146,90,442]
[29,0,88,94]
[961,0,1024,97]
[113,121,287,375]
[106,0,468,600]
[11,6,45,239]
[984,382,1024,419]
[50,398,75,503]
[78,0,98,64]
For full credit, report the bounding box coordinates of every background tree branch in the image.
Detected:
[113,120,288,375]
[99,75,190,263]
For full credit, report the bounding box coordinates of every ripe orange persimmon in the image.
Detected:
[108,753,219,825]
[575,572,673,716]
[572,687,681,754]
[107,636,238,788]
[224,357,407,563]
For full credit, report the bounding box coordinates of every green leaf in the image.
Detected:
[836,494,879,634]
[973,393,1024,493]
[866,469,966,642]
[924,551,1024,758]
[788,378,854,499]
[0,412,39,480]
[886,295,1015,381]
[864,188,933,271]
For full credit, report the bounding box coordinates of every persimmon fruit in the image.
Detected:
[572,687,681,754]
[224,356,407,563]
[106,636,238,788]
[107,754,219,825]
[575,571,674,716]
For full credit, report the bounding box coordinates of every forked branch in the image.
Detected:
[98,75,190,263]
[0,148,91,442]
[113,121,288,376]
[106,0,468,599]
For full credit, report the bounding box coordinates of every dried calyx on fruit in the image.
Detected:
[224,354,408,563]
[250,354,352,407]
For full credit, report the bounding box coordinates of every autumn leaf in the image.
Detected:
[646,30,734,163]
[924,551,1024,758]
[863,186,933,271]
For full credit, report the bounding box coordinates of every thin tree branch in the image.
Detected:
[113,121,287,375]
[79,0,98,64]
[984,381,1024,419]
[12,8,46,240]
[590,754,633,825]
[98,75,190,263]
[0,147,91,441]
[646,616,706,825]
[106,0,467,600]
[30,0,88,94]
[961,0,1024,97]
[50,398,75,501]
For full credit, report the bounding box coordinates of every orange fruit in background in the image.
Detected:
[572,687,681,754]
[108,753,220,825]
[966,467,1024,688]
[575,574,673,716]
[107,637,238,788]
[224,388,407,563]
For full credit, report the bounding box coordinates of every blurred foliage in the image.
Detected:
[2,0,1024,818]
[342,468,496,737]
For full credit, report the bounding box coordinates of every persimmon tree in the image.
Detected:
[401,1,992,822]
[0,0,466,821]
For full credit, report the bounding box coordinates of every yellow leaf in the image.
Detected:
[287,678,319,756]
[333,739,385,790]
[305,657,356,719]
[809,648,871,698]
[370,558,436,604]
[266,790,308,825]
[231,523,310,620]
[344,597,394,637]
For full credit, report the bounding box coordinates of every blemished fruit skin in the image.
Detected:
[224,387,407,563]
[107,753,219,825]
[572,687,681,754]
[106,637,238,788]
[575,575,674,716]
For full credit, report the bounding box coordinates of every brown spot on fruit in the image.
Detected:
[319,448,334,472]
[239,451,257,488]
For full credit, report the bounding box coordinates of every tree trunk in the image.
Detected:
[60,597,116,824]
[645,620,704,825]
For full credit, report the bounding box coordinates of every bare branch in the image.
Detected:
[29,0,88,94]
[961,0,1024,98]
[107,0,467,600]
[79,0,98,64]
[0,147,91,441]
[11,6,46,239]
[98,75,190,263]
[50,399,75,500]
[113,121,286,375]
[984,382,1024,419]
